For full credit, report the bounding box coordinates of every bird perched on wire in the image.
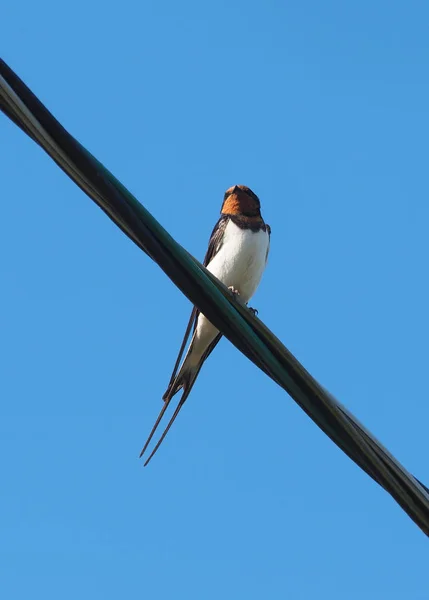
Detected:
[140,185,271,465]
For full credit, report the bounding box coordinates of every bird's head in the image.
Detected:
[221,185,261,217]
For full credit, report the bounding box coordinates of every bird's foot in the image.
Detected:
[228,286,240,298]
[248,306,258,316]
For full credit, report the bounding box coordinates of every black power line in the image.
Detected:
[1,58,428,535]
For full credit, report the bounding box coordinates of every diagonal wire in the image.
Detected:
[1,58,428,535]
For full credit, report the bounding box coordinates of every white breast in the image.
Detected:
[207,219,270,304]
[188,219,270,363]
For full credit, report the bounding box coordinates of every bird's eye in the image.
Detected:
[246,189,260,205]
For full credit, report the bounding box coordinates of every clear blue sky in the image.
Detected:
[1,1,428,598]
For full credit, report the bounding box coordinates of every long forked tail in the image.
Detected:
[140,331,223,466]
[139,367,199,466]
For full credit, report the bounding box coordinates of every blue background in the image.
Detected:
[2,1,428,598]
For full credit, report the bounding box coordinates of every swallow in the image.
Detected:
[140,184,271,465]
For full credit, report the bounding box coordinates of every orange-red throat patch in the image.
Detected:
[221,185,260,217]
